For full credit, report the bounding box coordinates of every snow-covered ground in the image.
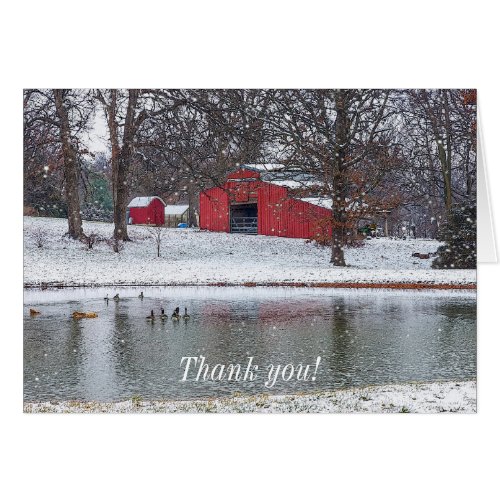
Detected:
[23,217,476,287]
[23,380,476,413]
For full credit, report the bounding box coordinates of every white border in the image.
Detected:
[3,2,499,499]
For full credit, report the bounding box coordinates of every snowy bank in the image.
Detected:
[23,283,476,305]
[24,217,476,288]
[24,380,476,414]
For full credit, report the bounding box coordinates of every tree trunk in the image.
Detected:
[436,139,452,210]
[443,90,453,211]
[53,89,84,240]
[187,185,197,227]
[330,91,348,266]
[113,152,131,241]
[331,222,346,266]
[426,90,453,212]
[105,89,144,241]
[113,89,144,241]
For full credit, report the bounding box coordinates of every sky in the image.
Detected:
[85,108,108,154]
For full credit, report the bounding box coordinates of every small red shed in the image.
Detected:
[200,165,332,239]
[127,196,166,225]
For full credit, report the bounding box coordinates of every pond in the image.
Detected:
[24,287,476,402]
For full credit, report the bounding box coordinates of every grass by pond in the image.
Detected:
[24,380,476,413]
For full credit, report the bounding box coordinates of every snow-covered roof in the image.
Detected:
[127,196,166,208]
[241,163,285,172]
[164,204,189,216]
[300,197,333,209]
[232,165,322,188]
[299,197,369,212]
[270,180,321,189]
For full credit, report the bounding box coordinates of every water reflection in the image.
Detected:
[24,287,476,402]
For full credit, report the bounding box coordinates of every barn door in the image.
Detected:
[230,203,258,234]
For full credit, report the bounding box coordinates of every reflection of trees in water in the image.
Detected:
[25,310,85,399]
[53,314,85,398]
[434,300,476,321]
[425,300,477,378]
[327,297,360,387]
[110,300,149,395]
[195,302,248,364]
[332,297,476,386]
[78,300,128,400]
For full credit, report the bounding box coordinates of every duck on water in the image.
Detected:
[172,307,180,320]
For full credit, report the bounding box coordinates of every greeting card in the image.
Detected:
[23,89,485,413]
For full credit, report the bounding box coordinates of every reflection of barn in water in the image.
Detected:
[200,165,332,239]
[195,295,337,365]
[197,295,335,326]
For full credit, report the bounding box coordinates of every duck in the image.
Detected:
[113,294,120,301]
[139,292,144,299]
[146,310,155,321]
[29,308,41,316]
[171,307,180,320]
[73,311,98,319]
[182,307,190,320]
[160,308,168,320]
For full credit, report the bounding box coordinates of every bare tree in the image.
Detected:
[146,226,165,257]
[402,90,477,212]
[95,90,149,241]
[31,227,47,248]
[265,89,398,266]
[126,90,261,197]
[84,231,101,250]
[53,90,85,239]
[24,89,93,239]
[95,89,196,241]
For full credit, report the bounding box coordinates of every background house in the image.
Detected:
[127,196,165,225]
[164,204,190,227]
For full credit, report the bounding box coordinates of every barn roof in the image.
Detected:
[230,165,321,187]
[269,179,321,189]
[240,163,285,172]
[127,196,166,208]
[300,197,333,209]
[164,204,189,215]
[300,197,369,212]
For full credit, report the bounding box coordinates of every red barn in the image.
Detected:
[199,165,332,239]
[127,196,166,225]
